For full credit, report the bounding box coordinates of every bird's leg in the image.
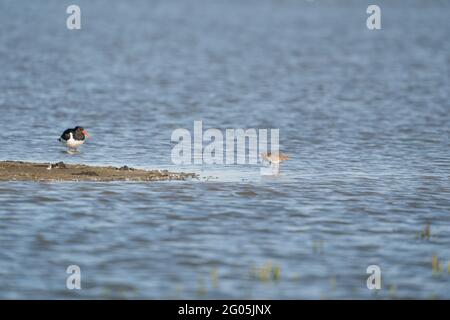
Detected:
[271,163,280,175]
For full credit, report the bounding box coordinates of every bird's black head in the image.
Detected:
[74,126,90,138]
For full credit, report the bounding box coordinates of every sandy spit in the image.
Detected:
[0,161,197,182]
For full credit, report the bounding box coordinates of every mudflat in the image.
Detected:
[0,161,197,182]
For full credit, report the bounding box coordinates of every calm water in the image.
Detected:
[0,0,449,299]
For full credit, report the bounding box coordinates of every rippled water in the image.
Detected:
[0,0,449,299]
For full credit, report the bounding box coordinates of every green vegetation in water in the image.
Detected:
[174,284,183,298]
[196,277,207,297]
[100,285,137,299]
[330,275,337,293]
[210,268,219,289]
[428,292,439,300]
[251,262,281,282]
[388,284,397,298]
[418,223,431,240]
[431,254,444,275]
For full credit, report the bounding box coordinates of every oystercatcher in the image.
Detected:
[58,126,90,152]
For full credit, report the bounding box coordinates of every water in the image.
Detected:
[0,0,449,299]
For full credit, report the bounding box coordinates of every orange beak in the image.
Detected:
[83,129,91,138]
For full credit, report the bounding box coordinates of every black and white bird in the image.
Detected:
[58,126,91,152]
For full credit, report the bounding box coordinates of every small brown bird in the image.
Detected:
[261,152,289,164]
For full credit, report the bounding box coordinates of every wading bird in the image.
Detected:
[260,152,289,175]
[58,126,91,153]
[261,152,289,165]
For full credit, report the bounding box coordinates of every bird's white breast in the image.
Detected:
[62,132,85,148]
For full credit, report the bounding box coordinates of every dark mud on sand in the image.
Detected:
[0,161,197,182]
